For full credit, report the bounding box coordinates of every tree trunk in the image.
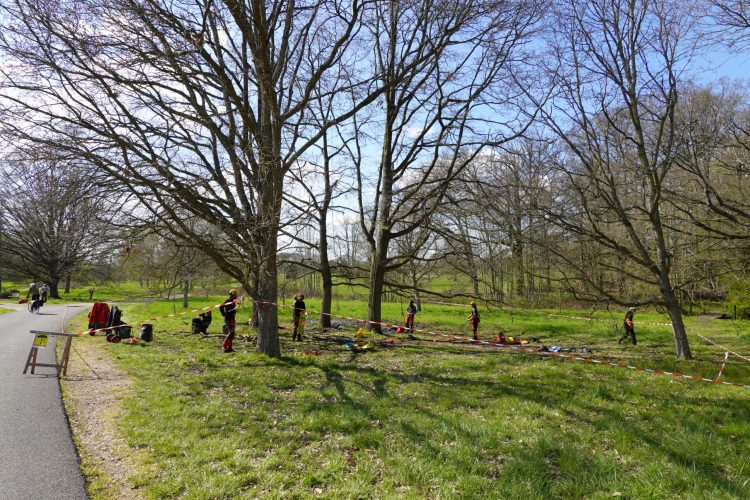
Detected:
[512,238,524,297]
[319,210,333,328]
[367,242,389,333]
[255,240,280,357]
[64,275,71,294]
[253,158,282,357]
[48,278,60,299]
[251,274,260,328]
[661,279,692,359]
[410,267,421,312]
[182,279,189,308]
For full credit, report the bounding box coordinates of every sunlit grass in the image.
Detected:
[66,300,750,498]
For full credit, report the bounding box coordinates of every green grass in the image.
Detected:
[66,299,750,498]
[0,307,13,314]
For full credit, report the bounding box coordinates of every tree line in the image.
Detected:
[0,0,748,359]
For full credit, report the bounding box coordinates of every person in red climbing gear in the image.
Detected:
[220,289,238,352]
[405,300,417,334]
[618,307,637,345]
[468,301,480,340]
[292,294,306,341]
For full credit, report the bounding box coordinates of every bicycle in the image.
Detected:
[28,298,42,313]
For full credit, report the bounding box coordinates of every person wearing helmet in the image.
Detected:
[405,299,417,334]
[618,308,637,345]
[292,294,306,341]
[26,282,40,302]
[467,301,480,340]
[220,289,239,352]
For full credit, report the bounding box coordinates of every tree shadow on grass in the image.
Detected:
[271,352,749,496]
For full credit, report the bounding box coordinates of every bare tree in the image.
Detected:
[709,0,750,48]
[535,0,704,359]
[0,150,116,298]
[282,82,359,328]
[0,0,387,356]
[355,0,542,330]
[671,83,750,240]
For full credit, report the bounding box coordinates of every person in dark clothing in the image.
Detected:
[292,294,306,341]
[26,282,40,302]
[468,301,480,340]
[405,300,417,334]
[220,289,238,352]
[192,311,212,336]
[618,308,637,345]
[40,283,50,303]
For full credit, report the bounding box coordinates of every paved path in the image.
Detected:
[0,304,88,500]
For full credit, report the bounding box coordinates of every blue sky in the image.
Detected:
[692,46,750,83]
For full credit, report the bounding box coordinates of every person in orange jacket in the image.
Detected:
[618,308,637,345]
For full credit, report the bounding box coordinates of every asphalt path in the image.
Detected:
[0,304,88,500]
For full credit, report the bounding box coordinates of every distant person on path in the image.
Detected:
[405,300,417,334]
[26,282,40,302]
[40,283,50,303]
[292,294,306,341]
[468,301,480,340]
[220,289,239,353]
[618,308,637,345]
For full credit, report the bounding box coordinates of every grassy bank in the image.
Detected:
[65,300,750,498]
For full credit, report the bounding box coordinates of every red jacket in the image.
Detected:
[88,302,110,325]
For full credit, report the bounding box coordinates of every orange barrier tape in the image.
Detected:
[76,299,238,336]
[694,333,750,364]
[546,312,673,327]
[715,351,730,381]
[546,313,750,364]
[254,300,750,390]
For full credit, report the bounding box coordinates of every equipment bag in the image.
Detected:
[118,326,133,339]
[140,324,153,342]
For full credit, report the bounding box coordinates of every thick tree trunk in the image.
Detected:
[255,235,280,357]
[253,158,282,357]
[64,275,71,294]
[182,279,189,308]
[367,242,389,333]
[48,278,60,299]
[661,280,692,359]
[319,212,333,328]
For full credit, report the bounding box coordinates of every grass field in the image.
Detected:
[64,298,750,498]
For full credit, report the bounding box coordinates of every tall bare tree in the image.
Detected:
[669,84,750,240]
[282,81,359,328]
[0,151,116,298]
[0,0,388,356]
[535,0,704,359]
[356,0,542,330]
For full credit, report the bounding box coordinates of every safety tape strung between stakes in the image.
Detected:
[716,352,730,381]
[693,333,750,364]
[546,313,673,327]
[546,313,750,364]
[254,299,750,390]
[75,299,238,337]
[420,299,523,312]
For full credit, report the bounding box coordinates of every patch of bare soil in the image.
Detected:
[61,339,147,499]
